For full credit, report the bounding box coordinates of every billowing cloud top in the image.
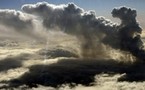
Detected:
[22,2,83,17]
[112,6,137,21]
[21,2,122,58]
[0,9,33,30]
[112,6,142,32]
[21,2,144,60]
[0,2,144,60]
[22,2,116,35]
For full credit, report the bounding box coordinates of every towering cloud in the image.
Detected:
[22,2,118,58]
[0,2,144,60]
[22,2,145,60]
[111,7,145,61]
[22,2,117,34]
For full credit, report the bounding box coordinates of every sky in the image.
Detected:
[0,0,144,29]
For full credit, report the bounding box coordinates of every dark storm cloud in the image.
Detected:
[22,2,118,58]
[0,9,33,31]
[22,2,145,61]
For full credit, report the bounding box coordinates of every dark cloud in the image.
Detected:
[111,7,145,61]
[0,9,33,31]
[22,2,84,34]
[112,7,136,20]
[22,2,145,60]
[4,58,126,88]
[0,58,21,72]
[37,48,79,59]
[23,2,145,60]
[0,53,30,72]
[118,62,145,82]
[22,2,118,58]
[3,58,145,89]
[0,3,143,60]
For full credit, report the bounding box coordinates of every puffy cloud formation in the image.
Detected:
[111,7,145,61]
[112,7,136,22]
[0,9,48,42]
[0,9,33,30]
[0,2,144,59]
[22,2,116,35]
[22,2,145,60]
[22,2,118,58]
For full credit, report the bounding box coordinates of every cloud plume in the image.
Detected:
[22,2,145,61]
[22,2,118,58]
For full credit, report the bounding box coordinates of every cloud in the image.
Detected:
[0,58,22,72]
[22,2,116,35]
[21,2,145,61]
[0,2,145,89]
[3,58,129,88]
[38,48,79,59]
[0,9,33,31]
[0,53,31,72]
[0,2,143,59]
[22,2,118,58]
[111,7,145,61]
[2,58,145,89]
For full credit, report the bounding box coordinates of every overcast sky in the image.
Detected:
[0,0,145,29]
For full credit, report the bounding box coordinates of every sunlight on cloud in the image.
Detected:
[0,1,145,90]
